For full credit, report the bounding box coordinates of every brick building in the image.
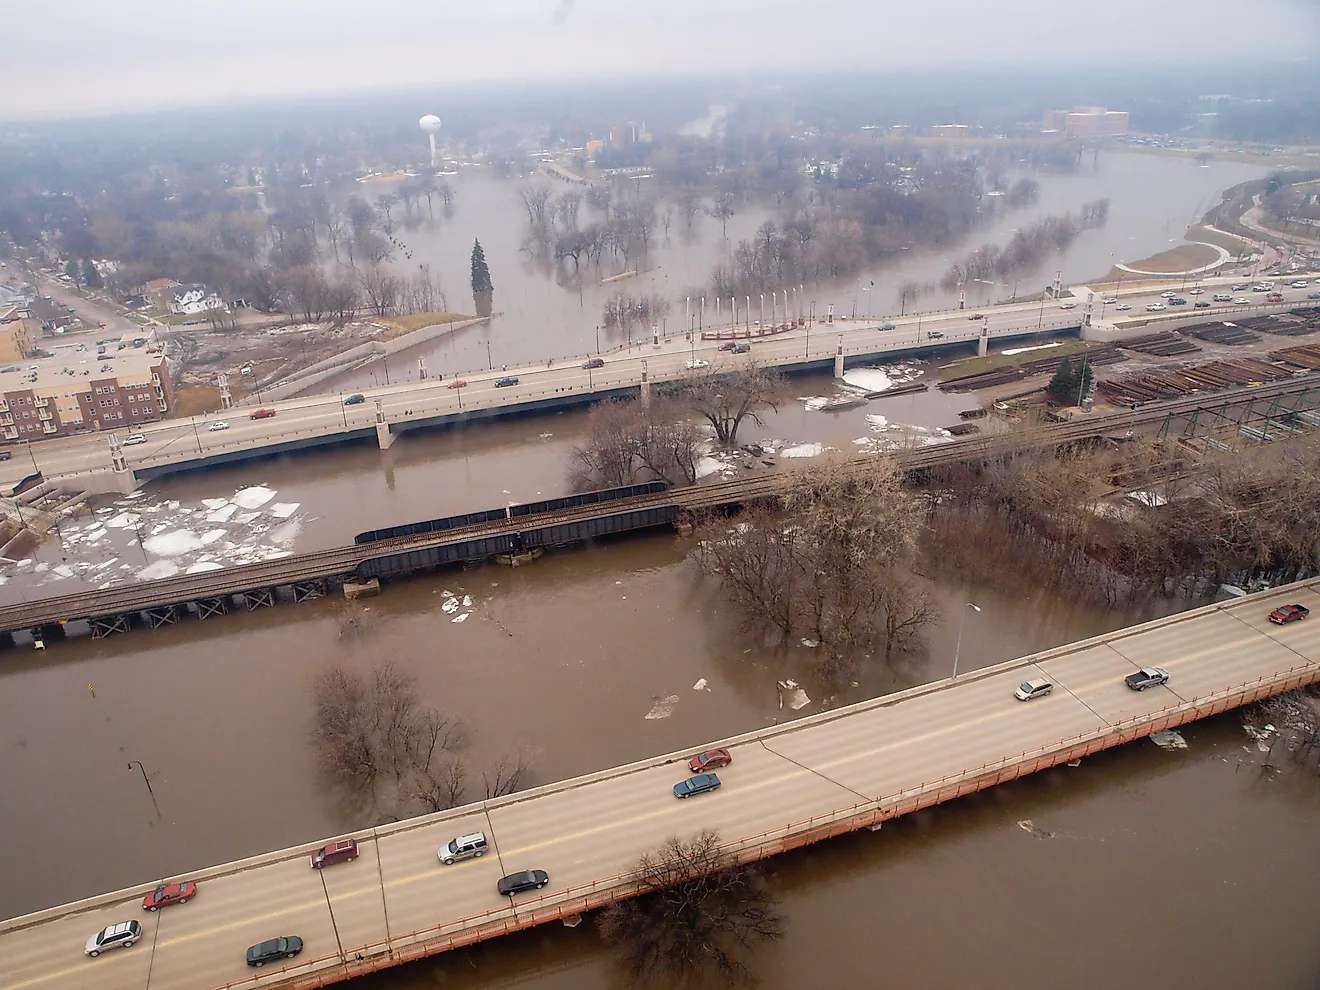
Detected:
[1042,108,1129,137]
[0,348,173,442]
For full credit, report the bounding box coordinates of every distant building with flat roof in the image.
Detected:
[930,124,969,138]
[1042,107,1129,137]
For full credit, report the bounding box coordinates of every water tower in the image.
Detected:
[419,114,442,168]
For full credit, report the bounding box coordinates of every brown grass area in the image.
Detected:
[167,384,252,418]
[379,312,469,335]
[940,339,1099,382]
[1118,244,1221,274]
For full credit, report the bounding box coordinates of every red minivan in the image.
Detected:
[311,838,358,868]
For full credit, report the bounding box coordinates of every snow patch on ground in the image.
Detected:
[1000,342,1063,357]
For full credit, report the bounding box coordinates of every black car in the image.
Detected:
[343,393,365,406]
[494,376,520,387]
[497,870,549,896]
[1194,301,1211,308]
[246,936,304,967]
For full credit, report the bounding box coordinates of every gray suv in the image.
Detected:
[438,831,488,865]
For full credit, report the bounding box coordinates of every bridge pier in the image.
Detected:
[833,337,844,379]
[143,605,179,629]
[196,596,230,620]
[292,579,327,602]
[978,327,988,357]
[90,614,132,639]
[243,587,277,610]
[375,421,396,450]
[640,359,651,408]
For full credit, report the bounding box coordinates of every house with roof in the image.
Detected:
[169,284,227,316]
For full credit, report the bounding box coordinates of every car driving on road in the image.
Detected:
[1269,603,1310,625]
[1145,302,1166,312]
[249,408,277,419]
[673,772,722,798]
[446,379,468,389]
[121,434,147,446]
[343,393,365,405]
[688,748,732,772]
[438,831,488,864]
[497,870,549,896]
[1124,667,1170,690]
[583,357,604,369]
[208,420,229,431]
[494,376,519,387]
[1114,303,1132,311]
[143,882,197,911]
[879,322,897,330]
[86,921,142,956]
[246,936,303,967]
[686,359,710,369]
[1013,678,1053,702]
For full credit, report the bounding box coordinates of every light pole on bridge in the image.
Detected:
[951,602,982,680]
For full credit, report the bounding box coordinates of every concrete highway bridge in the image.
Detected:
[7,273,1316,495]
[2,577,1317,990]
[2,377,1316,649]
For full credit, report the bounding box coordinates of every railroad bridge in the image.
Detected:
[1,377,1316,649]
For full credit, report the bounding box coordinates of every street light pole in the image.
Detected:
[127,760,154,797]
[951,602,982,679]
[318,868,346,963]
[190,418,202,454]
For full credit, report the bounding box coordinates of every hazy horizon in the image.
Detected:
[3,0,1318,123]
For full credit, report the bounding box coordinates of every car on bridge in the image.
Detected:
[1290,280,1310,289]
[121,434,147,446]
[718,341,737,351]
[689,748,732,772]
[879,322,897,330]
[246,935,303,967]
[927,330,945,338]
[583,357,605,369]
[1269,603,1310,625]
[438,831,488,864]
[446,379,468,389]
[143,881,197,911]
[1232,283,1250,291]
[733,342,751,353]
[1115,303,1132,311]
[1195,301,1211,308]
[208,420,230,431]
[343,393,365,405]
[495,376,520,387]
[1169,298,1188,306]
[1308,292,1320,300]
[968,313,986,320]
[1160,291,1177,299]
[85,920,142,956]
[1013,678,1053,702]
[311,838,358,868]
[674,772,722,798]
[1124,667,1170,691]
[686,359,710,369]
[250,408,277,419]
[1059,301,1077,310]
[1145,303,1166,312]
[1232,297,1250,304]
[1188,288,1204,295]
[497,869,549,896]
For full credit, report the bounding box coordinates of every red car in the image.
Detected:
[688,748,732,773]
[249,408,277,420]
[446,379,467,389]
[1269,603,1310,625]
[143,882,197,911]
[718,342,737,351]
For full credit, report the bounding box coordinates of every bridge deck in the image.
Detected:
[2,377,1314,637]
[2,580,1318,990]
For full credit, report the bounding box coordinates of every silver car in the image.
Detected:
[438,831,488,865]
[86,921,142,956]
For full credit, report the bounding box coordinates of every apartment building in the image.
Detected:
[0,349,173,442]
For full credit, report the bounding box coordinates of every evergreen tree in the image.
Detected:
[64,260,79,281]
[81,258,103,289]
[1047,357,1074,399]
[470,239,493,294]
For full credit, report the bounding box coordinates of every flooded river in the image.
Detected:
[324,151,1265,392]
[3,148,1316,989]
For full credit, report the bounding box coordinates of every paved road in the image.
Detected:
[2,581,1318,990]
[5,273,1318,488]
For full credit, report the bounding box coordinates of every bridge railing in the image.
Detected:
[203,655,1320,990]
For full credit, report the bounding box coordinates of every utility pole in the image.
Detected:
[319,868,346,962]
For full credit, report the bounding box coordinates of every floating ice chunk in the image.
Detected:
[1150,729,1188,750]
[695,456,726,479]
[201,498,230,510]
[644,695,681,720]
[268,502,300,519]
[777,679,812,710]
[136,560,181,581]
[802,395,830,411]
[462,595,472,607]
[233,512,260,525]
[441,597,459,613]
[144,530,204,557]
[52,565,75,579]
[232,486,277,509]
[106,512,143,529]
[692,678,708,691]
[269,521,301,545]
[205,504,238,523]
[199,529,227,546]
[866,414,890,431]
[185,561,224,574]
[842,368,894,392]
[452,612,469,623]
[780,443,825,458]
[121,490,146,500]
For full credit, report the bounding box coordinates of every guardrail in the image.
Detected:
[200,652,1320,990]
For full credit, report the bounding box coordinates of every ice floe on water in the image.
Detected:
[695,456,728,479]
[841,361,923,394]
[852,413,955,453]
[781,443,826,458]
[644,695,681,720]
[9,480,313,591]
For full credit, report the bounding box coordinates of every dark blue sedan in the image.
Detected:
[673,773,721,798]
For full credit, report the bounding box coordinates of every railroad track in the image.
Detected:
[0,376,1313,635]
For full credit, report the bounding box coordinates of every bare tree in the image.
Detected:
[518,184,555,241]
[709,192,736,239]
[586,184,612,219]
[569,398,702,491]
[359,263,401,316]
[598,829,783,987]
[482,747,533,798]
[677,189,703,230]
[665,363,783,448]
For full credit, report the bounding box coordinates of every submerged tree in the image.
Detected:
[664,362,783,448]
[599,829,783,987]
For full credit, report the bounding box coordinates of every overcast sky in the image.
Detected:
[3,0,1316,121]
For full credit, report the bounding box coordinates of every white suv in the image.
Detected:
[438,831,488,865]
[86,921,142,956]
